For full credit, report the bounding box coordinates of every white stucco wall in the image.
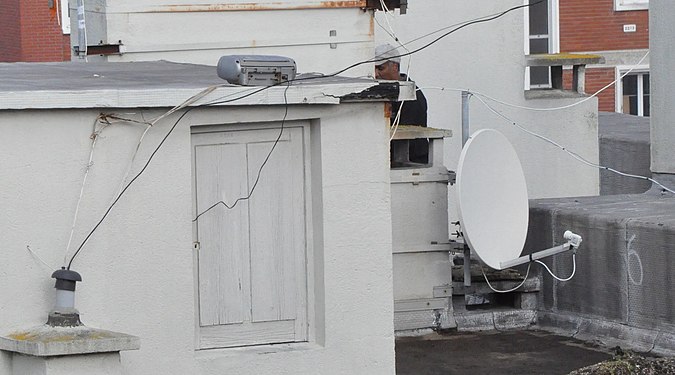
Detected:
[375,0,600,206]
[649,0,675,175]
[72,2,376,77]
[0,96,395,373]
[70,0,600,200]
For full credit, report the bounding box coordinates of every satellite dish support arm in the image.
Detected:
[498,231,582,270]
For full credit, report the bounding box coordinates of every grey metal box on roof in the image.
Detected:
[217,55,297,86]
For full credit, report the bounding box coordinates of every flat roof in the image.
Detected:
[0,61,409,110]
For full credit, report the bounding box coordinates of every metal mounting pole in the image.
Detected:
[76,0,87,58]
[461,91,470,146]
[461,91,472,289]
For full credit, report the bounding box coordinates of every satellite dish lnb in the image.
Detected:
[456,129,582,270]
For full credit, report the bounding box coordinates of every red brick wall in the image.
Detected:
[559,0,648,52]
[0,0,70,62]
[564,67,617,112]
[0,0,22,62]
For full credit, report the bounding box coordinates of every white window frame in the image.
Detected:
[524,0,560,89]
[615,0,649,11]
[615,66,650,116]
[59,0,71,34]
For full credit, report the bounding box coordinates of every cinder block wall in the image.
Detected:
[526,195,675,354]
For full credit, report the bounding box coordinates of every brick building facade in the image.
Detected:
[0,0,70,62]
[559,0,649,115]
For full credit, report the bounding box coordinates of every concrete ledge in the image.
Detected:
[0,325,140,357]
[390,126,452,140]
[525,53,605,67]
[452,277,541,295]
[527,192,675,356]
[524,89,587,100]
[537,311,675,357]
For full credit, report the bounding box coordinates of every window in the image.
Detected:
[615,0,648,11]
[192,123,310,349]
[525,0,559,89]
[59,0,70,34]
[618,72,650,116]
[528,0,551,87]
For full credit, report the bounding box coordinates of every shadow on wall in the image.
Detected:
[598,112,651,195]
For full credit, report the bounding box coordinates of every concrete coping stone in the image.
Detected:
[390,126,452,140]
[0,325,140,357]
[0,61,409,110]
[525,53,605,67]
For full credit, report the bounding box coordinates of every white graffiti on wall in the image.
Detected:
[626,234,644,286]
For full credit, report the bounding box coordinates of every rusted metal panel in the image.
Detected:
[366,0,405,13]
[107,1,368,13]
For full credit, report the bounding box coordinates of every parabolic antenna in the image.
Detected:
[456,129,529,270]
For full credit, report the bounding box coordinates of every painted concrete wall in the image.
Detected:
[68,0,601,201]
[598,112,651,195]
[528,194,675,355]
[70,1,375,77]
[374,1,600,214]
[649,0,675,175]
[0,101,396,374]
[521,0,675,352]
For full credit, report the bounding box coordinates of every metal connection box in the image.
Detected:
[217,55,297,86]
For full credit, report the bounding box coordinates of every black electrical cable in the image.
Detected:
[67,83,291,269]
[203,1,543,106]
[66,1,542,269]
[329,0,543,77]
[67,107,195,270]
[192,82,291,222]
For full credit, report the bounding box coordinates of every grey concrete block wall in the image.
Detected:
[526,193,675,334]
[598,112,651,195]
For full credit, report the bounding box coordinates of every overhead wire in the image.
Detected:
[63,114,108,265]
[420,51,672,194]
[27,246,56,272]
[536,253,577,282]
[192,82,292,221]
[420,49,649,113]
[329,1,541,77]
[375,0,409,140]
[64,1,547,269]
[67,107,194,270]
[481,261,533,294]
[480,252,577,293]
[476,50,650,112]
[65,87,219,268]
[471,93,675,194]
[67,82,290,268]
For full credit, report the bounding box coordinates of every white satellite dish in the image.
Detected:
[456,128,582,270]
[456,129,529,270]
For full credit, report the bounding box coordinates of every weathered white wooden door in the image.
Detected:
[192,124,308,349]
